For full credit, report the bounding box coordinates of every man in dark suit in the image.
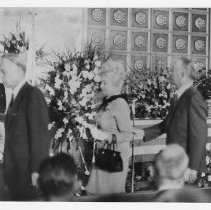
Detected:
[137,57,207,184]
[0,53,51,200]
[0,82,6,158]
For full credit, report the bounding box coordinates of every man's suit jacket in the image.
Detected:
[3,82,51,199]
[0,83,6,114]
[144,86,207,172]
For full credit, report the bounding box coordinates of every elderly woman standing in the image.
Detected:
[86,58,133,195]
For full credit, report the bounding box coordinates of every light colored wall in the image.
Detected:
[0,8,84,53]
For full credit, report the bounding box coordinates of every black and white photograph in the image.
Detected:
[0,2,211,205]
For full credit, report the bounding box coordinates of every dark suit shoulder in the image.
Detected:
[189,87,206,106]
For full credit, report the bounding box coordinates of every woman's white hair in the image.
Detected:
[100,57,127,88]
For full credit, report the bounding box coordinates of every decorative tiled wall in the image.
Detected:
[86,8,210,73]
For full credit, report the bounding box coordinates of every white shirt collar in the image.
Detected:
[12,78,27,100]
[176,81,193,99]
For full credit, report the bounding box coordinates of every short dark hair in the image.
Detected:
[38,153,77,199]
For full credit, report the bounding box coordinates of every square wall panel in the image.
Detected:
[192,14,207,33]
[191,36,206,55]
[111,8,128,27]
[173,35,188,54]
[173,12,189,31]
[87,28,106,47]
[153,33,168,52]
[131,55,148,70]
[110,30,127,50]
[153,10,169,30]
[131,32,148,51]
[132,8,148,28]
[88,8,106,25]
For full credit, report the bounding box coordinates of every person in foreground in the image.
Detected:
[137,57,208,184]
[86,58,133,195]
[153,144,189,191]
[38,153,81,201]
[0,53,51,200]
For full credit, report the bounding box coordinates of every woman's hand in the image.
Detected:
[88,124,112,142]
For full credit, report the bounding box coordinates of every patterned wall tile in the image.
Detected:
[191,36,206,55]
[153,33,168,52]
[131,55,148,70]
[173,12,188,31]
[131,32,148,51]
[88,8,106,25]
[111,8,128,27]
[88,28,106,47]
[192,14,207,33]
[110,30,127,50]
[132,8,148,28]
[173,35,188,53]
[153,10,169,30]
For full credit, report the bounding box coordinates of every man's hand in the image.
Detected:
[184,168,198,184]
[31,172,39,187]
[132,127,145,139]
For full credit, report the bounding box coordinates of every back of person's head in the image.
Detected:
[154,144,189,182]
[177,57,196,80]
[153,187,210,203]
[38,153,78,201]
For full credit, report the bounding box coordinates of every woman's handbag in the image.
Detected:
[94,135,123,173]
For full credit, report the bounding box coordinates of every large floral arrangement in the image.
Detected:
[0,26,47,60]
[41,44,104,155]
[126,66,176,119]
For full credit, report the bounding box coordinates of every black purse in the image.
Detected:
[94,135,123,173]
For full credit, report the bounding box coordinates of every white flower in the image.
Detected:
[48,122,55,130]
[57,100,63,110]
[45,85,55,96]
[55,75,63,89]
[72,63,78,72]
[147,79,152,85]
[206,143,211,151]
[93,67,99,75]
[201,172,206,177]
[65,63,71,71]
[45,97,51,104]
[206,156,210,165]
[63,118,69,125]
[93,55,99,60]
[167,83,171,90]
[69,79,81,94]
[79,98,87,107]
[95,61,101,67]
[85,170,90,175]
[85,64,90,70]
[63,89,69,101]
[85,113,94,120]
[55,128,65,139]
[94,75,101,83]
[82,71,89,79]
